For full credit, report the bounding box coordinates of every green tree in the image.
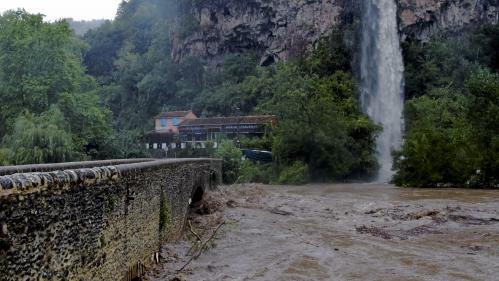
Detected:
[0,10,89,134]
[260,65,379,180]
[2,106,77,164]
[57,91,117,159]
[466,69,499,185]
[396,26,499,188]
[393,88,476,187]
[0,10,121,162]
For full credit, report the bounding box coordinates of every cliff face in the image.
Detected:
[398,0,498,40]
[171,0,357,64]
[171,0,498,63]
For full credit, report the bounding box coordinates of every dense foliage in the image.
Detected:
[0,10,119,164]
[66,19,106,36]
[395,26,499,187]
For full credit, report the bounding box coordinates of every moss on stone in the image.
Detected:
[159,192,170,235]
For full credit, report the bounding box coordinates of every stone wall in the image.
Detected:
[0,158,222,281]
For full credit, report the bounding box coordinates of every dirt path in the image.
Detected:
[146,184,499,281]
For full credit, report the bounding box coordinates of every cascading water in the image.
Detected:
[360,0,405,182]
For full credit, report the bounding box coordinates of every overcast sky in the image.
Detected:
[0,0,123,21]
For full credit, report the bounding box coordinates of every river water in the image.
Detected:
[360,0,405,182]
[147,184,499,281]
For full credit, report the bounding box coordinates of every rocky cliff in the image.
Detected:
[171,0,498,64]
[398,0,498,40]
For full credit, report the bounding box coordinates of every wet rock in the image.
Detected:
[397,0,498,41]
[172,0,498,65]
[449,215,499,225]
[270,206,293,216]
[355,225,393,240]
[172,0,353,64]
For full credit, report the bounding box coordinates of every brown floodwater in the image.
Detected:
[147,184,499,281]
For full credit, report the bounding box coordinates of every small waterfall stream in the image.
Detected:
[360,0,405,182]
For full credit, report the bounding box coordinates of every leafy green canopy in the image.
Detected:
[3,106,75,164]
[395,26,499,187]
[259,66,379,180]
[0,10,121,164]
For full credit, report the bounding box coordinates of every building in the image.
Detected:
[154,110,197,134]
[144,111,277,152]
[144,111,197,150]
[178,115,277,147]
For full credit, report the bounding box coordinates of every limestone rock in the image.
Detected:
[398,0,499,41]
[171,0,355,65]
[171,0,499,63]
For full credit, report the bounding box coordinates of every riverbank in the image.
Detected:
[146,183,499,281]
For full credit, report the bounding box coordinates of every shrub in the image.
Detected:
[239,161,273,184]
[0,148,10,166]
[277,161,309,185]
[214,140,242,184]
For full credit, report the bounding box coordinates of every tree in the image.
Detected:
[396,26,499,188]
[0,10,121,162]
[0,10,88,135]
[260,64,379,180]
[2,106,77,164]
[393,71,498,187]
[466,69,499,185]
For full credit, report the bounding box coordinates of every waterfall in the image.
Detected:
[360,0,405,182]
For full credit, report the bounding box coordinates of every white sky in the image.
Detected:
[0,0,123,21]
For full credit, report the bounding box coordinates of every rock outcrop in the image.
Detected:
[398,0,499,41]
[171,0,498,63]
[171,0,357,64]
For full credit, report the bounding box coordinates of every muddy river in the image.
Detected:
[146,184,499,281]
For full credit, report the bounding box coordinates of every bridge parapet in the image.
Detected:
[0,158,222,281]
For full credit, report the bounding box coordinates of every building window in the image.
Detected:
[172,117,180,126]
[160,118,167,127]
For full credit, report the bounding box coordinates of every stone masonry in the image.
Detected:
[0,158,222,281]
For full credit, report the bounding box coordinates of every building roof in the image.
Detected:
[179,115,277,127]
[142,131,176,142]
[154,111,193,119]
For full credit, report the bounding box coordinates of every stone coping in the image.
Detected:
[0,158,153,176]
[0,158,221,198]
[116,158,220,175]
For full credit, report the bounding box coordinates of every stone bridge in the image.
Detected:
[0,158,222,281]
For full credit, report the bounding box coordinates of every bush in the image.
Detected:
[214,140,242,184]
[277,161,309,185]
[239,161,273,184]
[0,148,10,166]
